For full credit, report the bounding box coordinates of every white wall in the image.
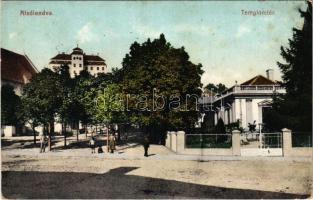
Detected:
[87,64,106,76]
[233,97,272,130]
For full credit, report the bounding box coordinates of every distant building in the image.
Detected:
[200,69,286,131]
[1,48,38,96]
[49,46,107,77]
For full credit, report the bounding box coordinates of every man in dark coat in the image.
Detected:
[143,135,150,157]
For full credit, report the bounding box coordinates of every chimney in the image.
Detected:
[266,69,274,81]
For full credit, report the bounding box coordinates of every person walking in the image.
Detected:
[143,135,150,157]
[40,133,47,153]
[109,134,116,153]
[90,137,96,154]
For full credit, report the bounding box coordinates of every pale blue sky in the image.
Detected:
[1,1,307,87]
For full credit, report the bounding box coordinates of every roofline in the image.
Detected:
[24,54,39,73]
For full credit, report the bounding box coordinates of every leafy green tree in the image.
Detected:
[120,34,203,144]
[264,3,312,131]
[1,85,22,126]
[55,64,74,146]
[94,83,126,123]
[72,70,94,139]
[21,92,42,145]
[22,68,63,150]
[204,83,227,94]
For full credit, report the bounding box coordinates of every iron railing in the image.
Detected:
[261,133,282,148]
[185,134,232,148]
[292,132,312,147]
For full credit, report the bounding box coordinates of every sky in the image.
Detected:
[1,1,307,87]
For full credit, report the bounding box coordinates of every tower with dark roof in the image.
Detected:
[49,46,107,77]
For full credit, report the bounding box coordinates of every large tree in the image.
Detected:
[22,68,63,150]
[264,3,312,131]
[55,64,75,146]
[119,34,203,144]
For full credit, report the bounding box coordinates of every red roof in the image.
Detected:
[49,60,71,64]
[240,75,278,85]
[84,55,105,61]
[51,54,71,60]
[50,53,105,62]
[1,48,38,84]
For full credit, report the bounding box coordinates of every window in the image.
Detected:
[97,67,99,70]
[79,64,82,68]
[73,64,76,67]
[79,57,82,60]
[90,67,93,70]
[102,67,104,70]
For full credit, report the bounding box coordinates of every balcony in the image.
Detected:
[214,85,286,101]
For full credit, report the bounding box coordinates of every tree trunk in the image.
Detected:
[32,125,36,145]
[76,122,79,141]
[62,122,67,148]
[48,119,54,151]
[85,124,87,138]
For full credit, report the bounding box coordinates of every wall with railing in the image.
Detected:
[282,129,313,157]
[214,85,286,102]
[166,129,312,157]
[165,130,241,156]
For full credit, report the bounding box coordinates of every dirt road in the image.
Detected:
[2,148,312,199]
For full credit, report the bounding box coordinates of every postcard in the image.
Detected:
[1,0,312,199]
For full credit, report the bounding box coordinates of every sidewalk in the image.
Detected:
[2,143,312,162]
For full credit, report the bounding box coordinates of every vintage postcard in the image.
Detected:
[1,0,312,199]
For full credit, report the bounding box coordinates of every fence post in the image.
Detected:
[165,131,171,149]
[282,128,292,157]
[176,131,185,154]
[232,130,241,156]
[170,131,177,152]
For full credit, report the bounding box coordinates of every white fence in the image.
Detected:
[165,129,312,157]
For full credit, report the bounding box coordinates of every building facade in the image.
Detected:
[200,70,286,131]
[49,46,107,77]
[1,48,39,136]
[1,48,38,96]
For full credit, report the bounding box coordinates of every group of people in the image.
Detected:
[89,133,150,157]
[89,136,104,154]
[89,133,116,154]
[38,130,150,157]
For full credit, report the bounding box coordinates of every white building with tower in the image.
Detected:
[49,46,107,77]
[201,69,286,131]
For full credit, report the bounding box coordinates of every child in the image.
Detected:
[90,137,96,154]
[98,145,103,153]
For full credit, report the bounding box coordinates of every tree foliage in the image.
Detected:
[22,68,63,149]
[264,3,312,131]
[1,85,22,126]
[204,83,227,94]
[119,34,203,143]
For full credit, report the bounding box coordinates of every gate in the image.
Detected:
[240,132,283,156]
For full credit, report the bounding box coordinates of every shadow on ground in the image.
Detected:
[2,167,309,199]
[1,139,57,149]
